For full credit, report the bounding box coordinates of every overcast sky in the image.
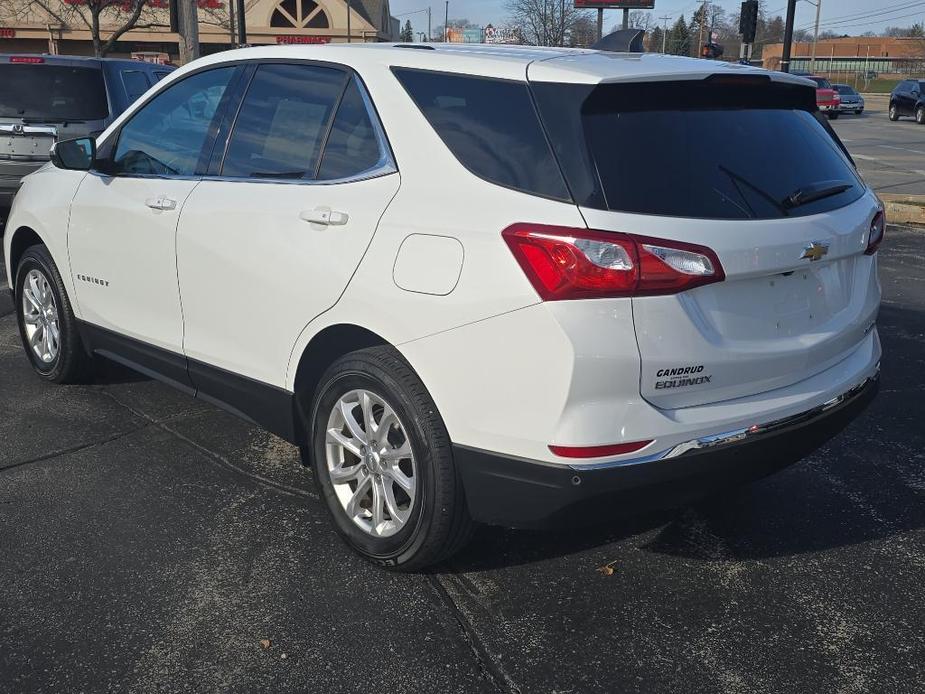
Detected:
[390,0,925,42]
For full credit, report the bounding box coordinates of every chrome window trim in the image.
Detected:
[565,368,880,472]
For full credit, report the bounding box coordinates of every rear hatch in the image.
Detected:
[0,58,108,165]
[531,70,880,409]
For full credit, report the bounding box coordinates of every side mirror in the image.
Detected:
[50,137,96,171]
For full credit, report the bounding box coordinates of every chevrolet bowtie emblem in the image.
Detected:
[801,241,829,262]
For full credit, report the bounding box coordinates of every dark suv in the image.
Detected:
[0,54,174,215]
[888,79,925,123]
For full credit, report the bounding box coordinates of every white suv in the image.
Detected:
[3,44,882,570]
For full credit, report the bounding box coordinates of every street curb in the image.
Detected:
[878,194,925,226]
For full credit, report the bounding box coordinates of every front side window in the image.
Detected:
[393,68,570,201]
[221,63,345,179]
[112,67,235,177]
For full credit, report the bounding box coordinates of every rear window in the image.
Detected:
[835,84,856,95]
[0,64,108,120]
[809,77,831,89]
[393,68,570,201]
[532,79,864,220]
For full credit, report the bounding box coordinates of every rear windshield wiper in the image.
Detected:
[782,181,853,210]
[717,165,788,216]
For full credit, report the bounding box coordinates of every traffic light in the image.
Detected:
[740,0,758,44]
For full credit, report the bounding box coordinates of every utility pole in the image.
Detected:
[697,0,708,58]
[177,0,200,64]
[444,0,448,42]
[428,6,431,41]
[781,0,797,72]
[596,8,603,42]
[622,8,628,30]
[560,0,565,47]
[228,0,236,46]
[347,0,352,42]
[235,0,246,45]
[660,14,670,53]
[809,0,822,74]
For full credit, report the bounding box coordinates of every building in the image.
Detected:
[0,0,397,63]
[762,36,925,76]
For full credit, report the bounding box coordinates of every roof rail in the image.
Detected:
[395,44,435,50]
[591,29,645,53]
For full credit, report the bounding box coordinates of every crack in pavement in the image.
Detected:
[0,424,150,474]
[428,573,522,694]
[97,388,316,500]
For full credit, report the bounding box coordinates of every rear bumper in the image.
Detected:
[456,371,878,528]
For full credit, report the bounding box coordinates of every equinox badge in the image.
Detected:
[801,241,829,262]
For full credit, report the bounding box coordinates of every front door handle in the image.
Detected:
[145,196,177,211]
[300,206,348,226]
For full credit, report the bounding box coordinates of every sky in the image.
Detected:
[389,0,925,42]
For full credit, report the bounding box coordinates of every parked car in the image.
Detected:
[806,75,841,118]
[888,79,925,123]
[0,54,174,215]
[3,45,882,570]
[833,83,864,114]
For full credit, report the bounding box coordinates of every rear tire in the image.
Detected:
[889,103,900,121]
[307,345,473,571]
[855,109,863,115]
[917,106,925,124]
[14,244,93,384]
[827,111,839,120]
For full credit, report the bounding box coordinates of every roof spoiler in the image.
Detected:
[591,29,645,53]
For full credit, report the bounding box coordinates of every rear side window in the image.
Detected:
[533,79,864,220]
[393,68,569,201]
[222,63,345,179]
[121,70,151,102]
[0,64,108,120]
[317,76,384,180]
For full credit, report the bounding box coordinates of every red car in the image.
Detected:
[807,75,841,119]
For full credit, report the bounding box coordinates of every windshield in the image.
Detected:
[0,64,108,120]
[532,78,864,220]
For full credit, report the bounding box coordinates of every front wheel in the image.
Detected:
[855,109,863,115]
[308,346,473,571]
[917,106,925,124]
[889,103,900,121]
[827,111,839,120]
[14,244,92,383]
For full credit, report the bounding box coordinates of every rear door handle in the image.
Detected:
[300,206,348,226]
[145,196,177,211]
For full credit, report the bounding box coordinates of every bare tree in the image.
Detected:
[505,0,592,47]
[20,0,162,56]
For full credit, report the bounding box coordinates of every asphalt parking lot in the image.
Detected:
[2,197,925,690]
[832,94,925,197]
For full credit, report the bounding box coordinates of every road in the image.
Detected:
[832,94,925,197]
[1,222,924,693]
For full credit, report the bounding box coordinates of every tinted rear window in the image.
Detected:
[835,85,856,95]
[533,79,864,220]
[809,77,831,89]
[0,64,108,120]
[393,68,569,201]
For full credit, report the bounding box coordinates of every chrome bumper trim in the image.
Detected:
[569,369,879,472]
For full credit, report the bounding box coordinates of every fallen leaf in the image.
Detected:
[259,639,271,650]
[597,563,616,576]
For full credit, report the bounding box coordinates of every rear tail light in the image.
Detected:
[10,56,44,64]
[502,223,724,300]
[865,209,885,255]
[549,440,653,459]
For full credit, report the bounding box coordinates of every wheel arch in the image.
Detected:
[8,226,47,292]
[292,324,391,432]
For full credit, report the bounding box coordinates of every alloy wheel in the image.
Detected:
[21,269,60,364]
[325,389,417,538]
